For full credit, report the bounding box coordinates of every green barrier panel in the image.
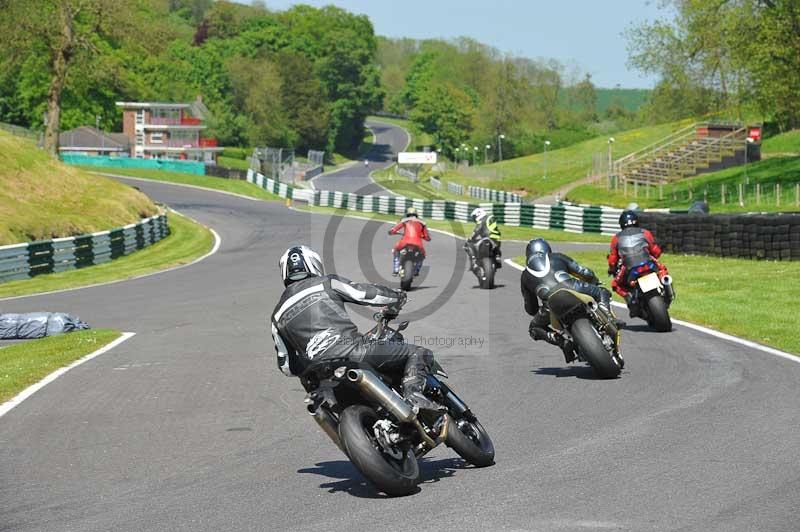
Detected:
[61,154,205,175]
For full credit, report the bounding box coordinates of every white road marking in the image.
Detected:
[0,210,221,302]
[0,332,136,418]
[503,257,799,362]
[95,173,262,202]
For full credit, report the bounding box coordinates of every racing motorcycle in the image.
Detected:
[301,311,495,496]
[465,238,501,289]
[547,287,624,379]
[398,244,424,291]
[622,259,674,332]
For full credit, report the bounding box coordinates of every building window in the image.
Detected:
[135,133,144,146]
[135,110,144,125]
[150,132,164,144]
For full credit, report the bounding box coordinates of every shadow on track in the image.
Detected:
[532,366,601,379]
[297,456,467,498]
[624,323,670,333]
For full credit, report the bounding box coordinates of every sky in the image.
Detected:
[260,0,673,88]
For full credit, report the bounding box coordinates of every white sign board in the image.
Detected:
[398,152,437,165]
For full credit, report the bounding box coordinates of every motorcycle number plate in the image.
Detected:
[638,272,661,293]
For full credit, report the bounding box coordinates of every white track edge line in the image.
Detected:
[93,173,262,202]
[0,332,136,418]
[503,258,798,363]
[0,210,221,302]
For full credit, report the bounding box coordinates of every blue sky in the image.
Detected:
[259,0,672,88]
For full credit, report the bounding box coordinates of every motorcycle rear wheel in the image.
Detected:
[338,405,419,496]
[400,259,414,291]
[645,295,672,332]
[570,318,621,379]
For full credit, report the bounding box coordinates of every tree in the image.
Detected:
[0,0,141,156]
[572,73,598,123]
[410,82,474,156]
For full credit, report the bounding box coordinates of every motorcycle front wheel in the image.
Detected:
[445,415,495,467]
[338,405,419,496]
[570,318,621,379]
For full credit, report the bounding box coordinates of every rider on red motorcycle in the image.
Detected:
[607,210,668,301]
[389,207,431,276]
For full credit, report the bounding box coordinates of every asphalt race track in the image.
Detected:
[311,119,408,194]
[2,124,800,532]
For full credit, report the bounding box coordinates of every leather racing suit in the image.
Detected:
[389,217,431,275]
[521,253,613,360]
[607,227,666,298]
[270,274,434,404]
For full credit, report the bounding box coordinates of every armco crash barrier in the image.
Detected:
[0,212,169,284]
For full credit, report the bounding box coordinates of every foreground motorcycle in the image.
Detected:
[548,288,624,378]
[623,259,674,332]
[301,311,495,496]
[465,238,501,289]
[398,244,424,291]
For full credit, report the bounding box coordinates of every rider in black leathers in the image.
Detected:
[270,245,441,412]
[521,238,622,362]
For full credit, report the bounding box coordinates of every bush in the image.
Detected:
[221,147,250,160]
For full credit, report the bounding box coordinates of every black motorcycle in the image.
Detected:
[301,311,495,496]
[466,238,501,289]
[398,244,424,291]
[547,287,624,378]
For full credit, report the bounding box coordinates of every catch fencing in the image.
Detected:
[447,182,464,195]
[468,185,521,203]
[429,176,442,190]
[0,212,169,283]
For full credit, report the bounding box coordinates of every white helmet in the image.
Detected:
[279,245,323,286]
[471,207,488,223]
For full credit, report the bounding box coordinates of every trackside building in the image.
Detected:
[115,101,223,164]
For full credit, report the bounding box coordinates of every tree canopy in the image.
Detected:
[0,0,383,154]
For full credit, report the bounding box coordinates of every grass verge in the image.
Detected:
[512,252,800,354]
[442,119,694,198]
[0,211,213,299]
[566,156,800,212]
[296,204,609,243]
[78,166,282,202]
[371,166,466,202]
[0,329,121,403]
[1,131,157,245]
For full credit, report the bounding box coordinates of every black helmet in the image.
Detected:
[525,238,552,276]
[279,245,324,287]
[619,210,639,229]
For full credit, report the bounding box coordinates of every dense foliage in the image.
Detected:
[0,0,383,153]
[376,37,643,160]
[627,0,800,131]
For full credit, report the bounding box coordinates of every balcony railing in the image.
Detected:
[146,137,219,149]
[149,117,179,125]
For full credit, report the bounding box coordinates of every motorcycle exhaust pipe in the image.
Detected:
[662,275,676,303]
[308,404,344,451]
[347,369,415,423]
